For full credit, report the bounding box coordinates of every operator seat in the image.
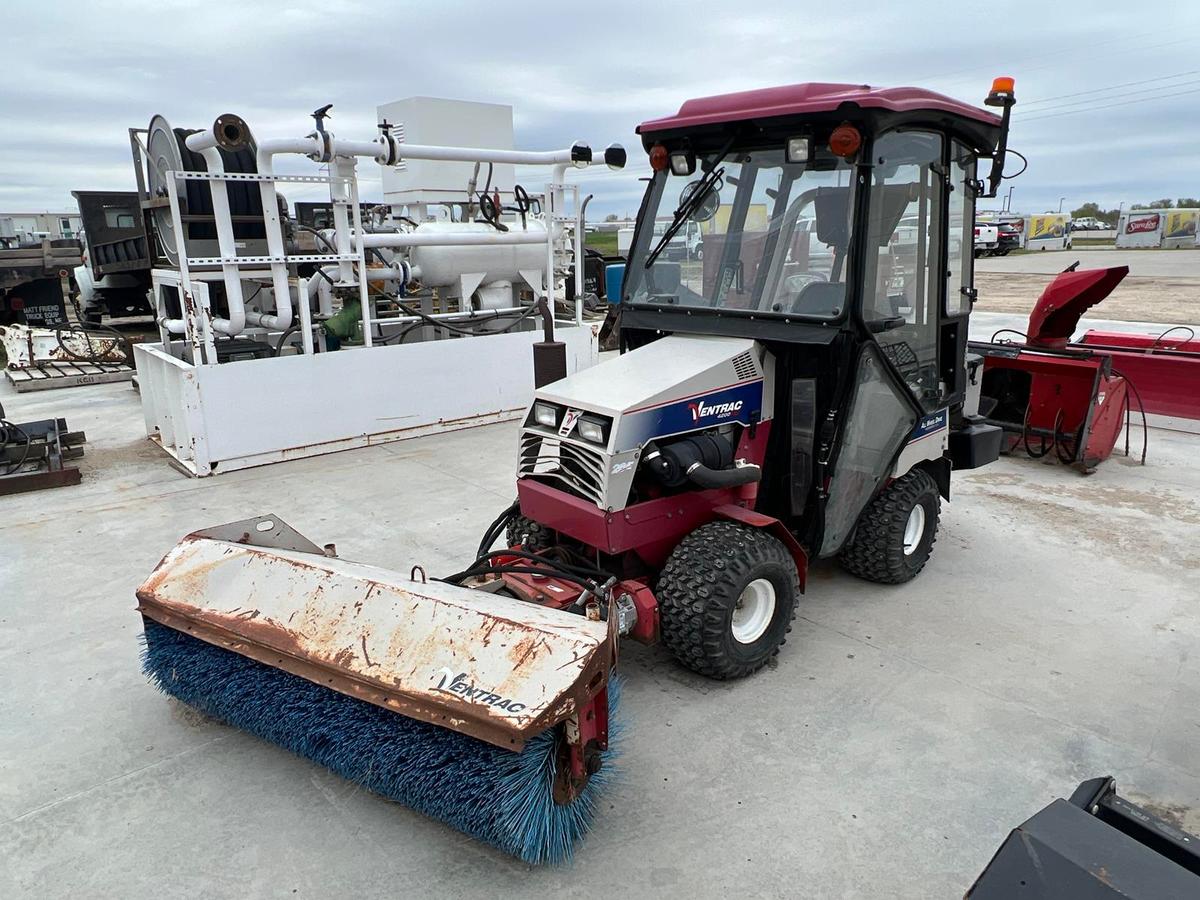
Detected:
[790,280,845,318]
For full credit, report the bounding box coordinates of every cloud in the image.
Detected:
[3,0,1198,216]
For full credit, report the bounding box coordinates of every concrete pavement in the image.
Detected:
[2,374,1199,899]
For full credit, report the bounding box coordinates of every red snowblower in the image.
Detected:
[971,264,1145,472]
[138,78,1021,862]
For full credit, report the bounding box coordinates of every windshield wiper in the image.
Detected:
[644,138,736,268]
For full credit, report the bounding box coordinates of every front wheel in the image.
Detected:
[657,521,800,679]
[839,468,940,584]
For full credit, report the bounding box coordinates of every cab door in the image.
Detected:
[817,129,951,557]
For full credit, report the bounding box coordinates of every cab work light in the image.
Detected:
[669,150,695,176]
[786,137,811,163]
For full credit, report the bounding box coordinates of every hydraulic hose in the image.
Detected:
[686,462,762,490]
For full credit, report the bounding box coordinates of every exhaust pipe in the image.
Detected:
[532,297,567,388]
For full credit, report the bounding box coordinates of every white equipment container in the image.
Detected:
[129,103,619,476]
[379,98,516,208]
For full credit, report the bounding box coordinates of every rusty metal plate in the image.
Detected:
[136,520,614,750]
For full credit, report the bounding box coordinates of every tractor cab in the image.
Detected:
[614,81,1015,555]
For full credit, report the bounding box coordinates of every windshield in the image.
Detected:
[625,147,856,320]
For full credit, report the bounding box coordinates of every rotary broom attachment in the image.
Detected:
[137,516,619,864]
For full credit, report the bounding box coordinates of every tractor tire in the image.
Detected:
[504,514,555,552]
[657,521,799,680]
[839,468,940,584]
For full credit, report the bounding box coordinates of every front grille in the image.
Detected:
[732,350,758,381]
[519,432,606,506]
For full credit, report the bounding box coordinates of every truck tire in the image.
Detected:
[657,521,799,679]
[504,514,554,552]
[839,468,940,584]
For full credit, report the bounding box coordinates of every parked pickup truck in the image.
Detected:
[973,222,999,258]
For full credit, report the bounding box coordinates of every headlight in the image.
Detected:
[577,416,606,444]
[533,402,559,428]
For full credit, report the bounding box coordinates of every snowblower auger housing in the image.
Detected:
[137,516,615,760]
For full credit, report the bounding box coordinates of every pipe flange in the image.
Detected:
[213,113,251,152]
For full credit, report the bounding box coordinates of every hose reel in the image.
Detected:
[145,114,266,265]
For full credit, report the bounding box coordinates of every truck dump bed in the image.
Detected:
[71,191,150,277]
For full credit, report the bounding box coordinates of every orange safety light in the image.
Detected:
[649,143,670,172]
[828,123,862,159]
[991,76,1015,95]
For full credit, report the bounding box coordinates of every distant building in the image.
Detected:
[0,211,83,245]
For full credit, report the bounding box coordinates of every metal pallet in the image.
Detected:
[4,361,134,392]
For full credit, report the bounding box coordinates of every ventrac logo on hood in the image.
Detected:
[688,398,744,423]
[559,409,581,437]
[432,668,527,713]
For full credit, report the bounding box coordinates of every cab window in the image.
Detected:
[946,142,975,316]
[860,130,945,411]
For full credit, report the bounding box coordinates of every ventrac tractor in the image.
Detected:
[138,78,1017,859]
[507,79,1013,675]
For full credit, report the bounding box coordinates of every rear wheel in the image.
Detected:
[657,521,799,679]
[839,468,940,584]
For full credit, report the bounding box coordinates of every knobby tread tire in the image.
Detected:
[657,521,799,680]
[839,468,940,585]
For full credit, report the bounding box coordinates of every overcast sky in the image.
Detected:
[5,1,1199,218]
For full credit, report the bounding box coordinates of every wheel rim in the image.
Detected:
[903,504,926,556]
[731,578,776,644]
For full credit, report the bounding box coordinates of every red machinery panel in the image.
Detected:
[1076,330,1200,422]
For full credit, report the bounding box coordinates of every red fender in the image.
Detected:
[713,504,808,593]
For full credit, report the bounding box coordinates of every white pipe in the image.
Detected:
[329,164,356,284]
[192,145,246,335]
[575,192,592,327]
[183,126,299,331]
[360,228,560,249]
[258,136,323,159]
[332,138,388,162]
[297,275,313,355]
[185,131,219,152]
[249,138,308,331]
[383,143,584,167]
[306,265,405,299]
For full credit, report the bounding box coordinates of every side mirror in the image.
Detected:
[679,179,720,223]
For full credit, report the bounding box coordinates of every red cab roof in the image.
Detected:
[638,82,1001,134]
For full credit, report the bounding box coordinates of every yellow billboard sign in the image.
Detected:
[1028,214,1068,240]
[1165,210,1198,240]
[705,203,770,234]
